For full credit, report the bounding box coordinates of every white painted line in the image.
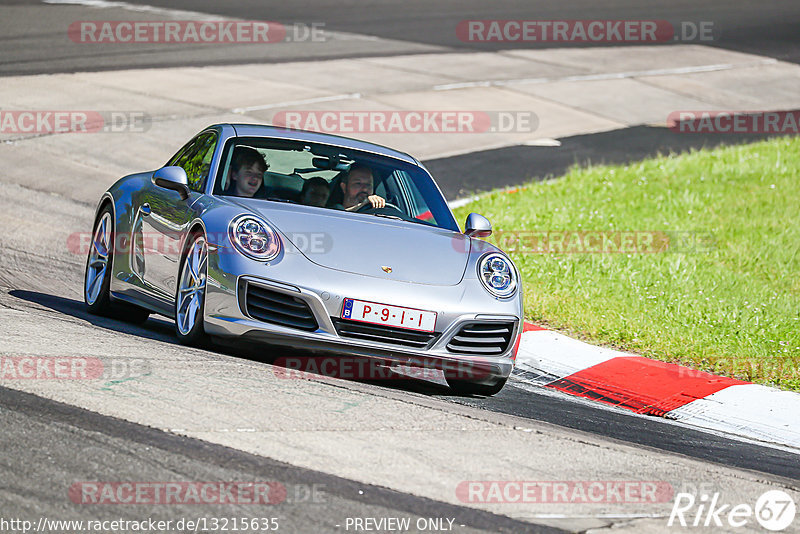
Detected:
[231,93,362,114]
[511,329,800,451]
[43,0,379,42]
[434,81,494,91]
[43,0,218,20]
[423,139,522,162]
[515,329,630,385]
[433,60,779,91]
[324,32,380,42]
[447,196,480,209]
[530,514,667,519]
[508,377,800,455]
[669,384,800,450]
[524,138,562,147]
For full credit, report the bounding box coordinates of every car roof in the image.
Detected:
[224,123,419,165]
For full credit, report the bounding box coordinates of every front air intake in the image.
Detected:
[446,322,514,355]
[243,283,318,331]
[332,318,439,349]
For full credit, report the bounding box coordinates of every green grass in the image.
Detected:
[454,137,800,390]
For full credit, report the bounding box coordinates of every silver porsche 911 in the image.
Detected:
[84,124,522,395]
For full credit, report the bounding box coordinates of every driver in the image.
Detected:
[338,164,386,211]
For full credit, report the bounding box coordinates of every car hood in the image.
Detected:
[228,199,471,285]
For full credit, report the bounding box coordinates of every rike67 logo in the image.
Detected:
[668,490,796,531]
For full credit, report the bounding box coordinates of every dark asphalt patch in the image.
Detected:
[424,126,793,200]
[0,385,564,533]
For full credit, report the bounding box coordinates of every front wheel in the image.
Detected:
[84,205,149,323]
[175,233,210,346]
[445,377,508,397]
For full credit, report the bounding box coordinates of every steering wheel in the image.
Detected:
[356,201,402,213]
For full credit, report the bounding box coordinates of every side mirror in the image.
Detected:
[464,213,492,238]
[153,166,190,200]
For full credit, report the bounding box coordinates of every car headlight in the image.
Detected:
[478,253,517,298]
[228,215,281,261]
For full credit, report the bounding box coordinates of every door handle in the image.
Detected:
[141,203,151,216]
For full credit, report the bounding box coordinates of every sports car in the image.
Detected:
[84,124,522,395]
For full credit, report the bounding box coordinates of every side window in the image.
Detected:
[379,173,407,213]
[395,170,438,225]
[171,131,218,193]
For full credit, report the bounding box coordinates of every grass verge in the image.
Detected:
[453,137,800,390]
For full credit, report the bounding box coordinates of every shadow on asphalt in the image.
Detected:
[7,289,453,396]
[426,125,794,200]
[10,289,800,480]
[9,289,177,343]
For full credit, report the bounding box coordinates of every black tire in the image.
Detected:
[84,204,150,324]
[175,232,210,347]
[445,377,508,397]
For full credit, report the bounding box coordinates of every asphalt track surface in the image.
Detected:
[2,1,800,531]
[3,0,797,198]
[2,286,799,531]
[1,0,799,75]
[117,0,800,62]
[8,287,800,484]
[425,126,796,199]
[0,385,560,533]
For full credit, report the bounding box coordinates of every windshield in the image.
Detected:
[213,137,459,232]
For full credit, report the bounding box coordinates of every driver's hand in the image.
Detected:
[366,195,385,208]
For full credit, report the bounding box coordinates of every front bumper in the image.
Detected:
[203,244,521,385]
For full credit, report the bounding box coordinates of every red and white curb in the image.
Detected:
[515,323,800,451]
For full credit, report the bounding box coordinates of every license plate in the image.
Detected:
[341,298,437,332]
